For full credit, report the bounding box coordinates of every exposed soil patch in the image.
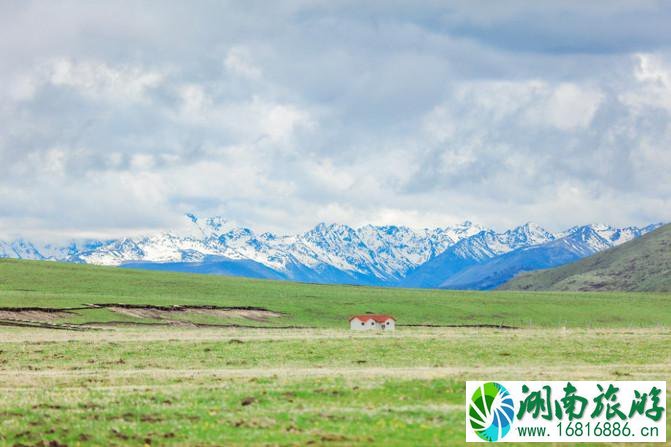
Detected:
[0,320,90,331]
[92,304,283,323]
[0,308,75,322]
[0,304,283,330]
[80,321,309,330]
[0,307,93,330]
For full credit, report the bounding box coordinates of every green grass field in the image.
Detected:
[0,259,669,446]
[1,258,670,328]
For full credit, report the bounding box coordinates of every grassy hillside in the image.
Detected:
[501,223,671,292]
[1,259,670,446]
[1,258,671,328]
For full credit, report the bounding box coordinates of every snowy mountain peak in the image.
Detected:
[519,221,546,232]
[590,223,611,231]
[311,222,356,235]
[560,223,662,251]
[0,216,662,288]
[455,220,478,231]
[185,214,247,238]
[442,221,485,240]
[204,216,238,234]
[509,222,556,245]
[7,239,43,260]
[258,232,278,242]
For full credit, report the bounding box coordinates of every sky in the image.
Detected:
[1,0,670,241]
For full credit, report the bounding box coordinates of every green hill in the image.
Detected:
[0,257,670,328]
[501,223,671,292]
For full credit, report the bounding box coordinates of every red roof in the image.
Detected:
[349,314,395,323]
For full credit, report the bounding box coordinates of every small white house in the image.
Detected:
[349,314,396,331]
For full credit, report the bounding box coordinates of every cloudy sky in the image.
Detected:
[1,1,670,240]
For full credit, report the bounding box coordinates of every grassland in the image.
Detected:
[0,259,670,446]
[1,327,670,446]
[1,258,670,328]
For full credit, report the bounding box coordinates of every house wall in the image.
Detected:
[350,318,395,330]
[350,318,375,330]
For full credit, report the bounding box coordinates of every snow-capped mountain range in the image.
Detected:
[0,215,663,289]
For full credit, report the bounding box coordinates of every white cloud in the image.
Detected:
[443,80,603,131]
[224,46,262,80]
[47,58,164,103]
[537,83,603,130]
[129,154,155,170]
[177,83,209,116]
[174,84,314,144]
[254,98,315,143]
[634,53,671,85]
[0,2,670,239]
[620,53,671,111]
[8,74,39,102]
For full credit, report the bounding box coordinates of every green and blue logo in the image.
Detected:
[469,382,515,442]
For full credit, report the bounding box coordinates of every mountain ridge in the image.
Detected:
[499,223,671,292]
[0,215,662,289]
